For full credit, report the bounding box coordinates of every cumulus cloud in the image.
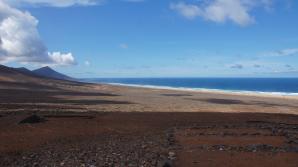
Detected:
[6,0,100,7]
[48,52,76,66]
[170,0,273,26]
[170,2,201,20]
[0,1,76,66]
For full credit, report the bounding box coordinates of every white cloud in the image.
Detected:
[6,0,100,7]
[230,64,243,69]
[120,43,128,49]
[203,0,254,26]
[170,2,202,20]
[84,60,90,66]
[267,48,298,57]
[48,52,76,66]
[122,0,145,2]
[7,0,145,7]
[0,1,76,66]
[170,0,273,26]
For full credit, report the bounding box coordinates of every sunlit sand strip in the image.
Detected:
[104,83,298,100]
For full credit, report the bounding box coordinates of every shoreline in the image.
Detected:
[1,75,298,166]
[103,82,298,100]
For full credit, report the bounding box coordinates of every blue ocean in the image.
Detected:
[87,78,298,95]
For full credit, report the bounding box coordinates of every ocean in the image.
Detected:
[87,78,298,96]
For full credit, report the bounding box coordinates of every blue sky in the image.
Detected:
[1,0,298,78]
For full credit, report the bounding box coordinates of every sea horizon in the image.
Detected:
[85,77,298,96]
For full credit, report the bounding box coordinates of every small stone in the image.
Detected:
[19,115,46,124]
[168,151,176,160]
[159,160,172,167]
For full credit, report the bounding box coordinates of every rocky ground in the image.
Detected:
[0,77,298,166]
[0,112,298,167]
[173,120,298,166]
[1,134,169,167]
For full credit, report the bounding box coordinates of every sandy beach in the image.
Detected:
[0,77,298,166]
[83,83,298,115]
[1,0,298,166]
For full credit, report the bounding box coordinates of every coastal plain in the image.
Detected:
[0,68,298,166]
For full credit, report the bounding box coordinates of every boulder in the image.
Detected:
[19,115,46,124]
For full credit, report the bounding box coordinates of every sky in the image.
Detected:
[0,0,298,78]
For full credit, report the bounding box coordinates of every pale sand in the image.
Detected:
[105,83,298,100]
[85,83,298,115]
[1,80,298,166]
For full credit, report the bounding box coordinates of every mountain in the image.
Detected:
[0,64,84,93]
[0,64,75,83]
[14,67,36,76]
[0,65,40,82]
[32,66,74,81]
[0,65,18,75]
[14,67,31,73]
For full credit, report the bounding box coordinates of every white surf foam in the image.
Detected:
[105,82,298,97]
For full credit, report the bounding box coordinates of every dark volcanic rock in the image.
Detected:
[0,134,170,167]
[161,160,172,167]
[19,115,46,124]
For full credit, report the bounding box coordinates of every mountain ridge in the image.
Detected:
[0,64,74,82]
[32,66,74,81]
